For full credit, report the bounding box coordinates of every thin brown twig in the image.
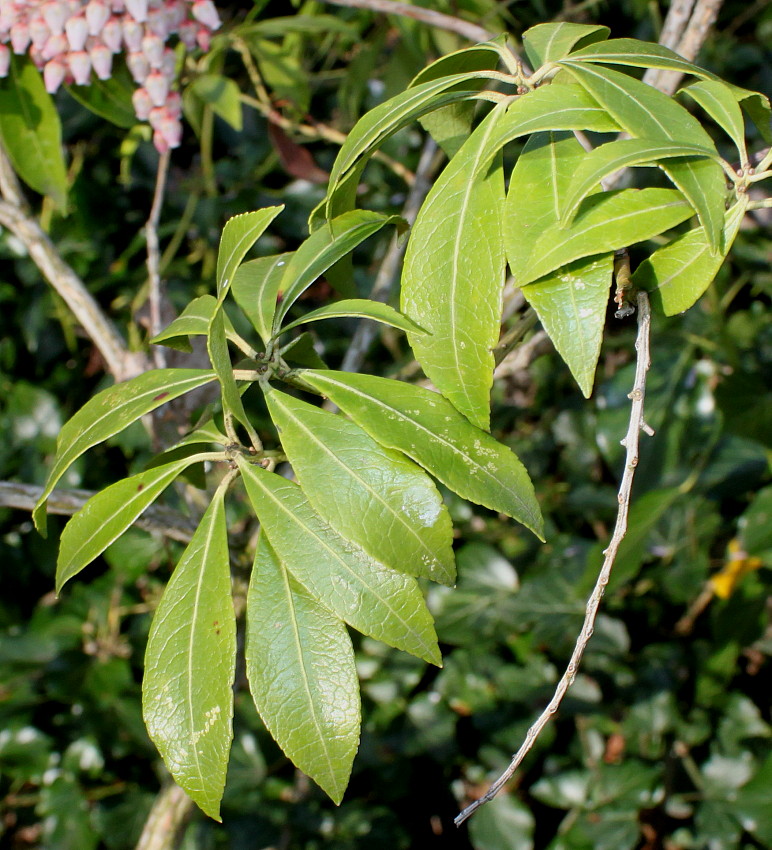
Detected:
[455,291,655,826]
[134,782,194,850]
[0,481,196,544]
[324,0,494,44]
[146,149,171,368]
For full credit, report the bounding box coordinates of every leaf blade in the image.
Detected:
[522,22,610,67]
[231,253,293,344]
[216,207,283,297]
[279,298,427,336]
[142,490,236,821]
[246,534,360,804]
[298,371,544,540]
[151,295,239,352]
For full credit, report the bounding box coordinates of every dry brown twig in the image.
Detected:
[146,149,172,369]
[455,291,656,826]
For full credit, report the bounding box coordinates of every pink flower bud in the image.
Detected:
[123,0,147,23]
[85,0,110,35]
[41,31,67,61]
[0,45,10,78]
[67,49,91,84]
[126,49,148,82]
[121,16,142,51]
[161,46,174,77]
[43,57,66,91]
[41,1,67,35]
[10,22,31,54]
[152,128,170,154]
[177,19,196,48]
[100,15,121,51]
[191,0,220,31]
[110,0,125,12]
[144,68,168,106]
[65,15,88,51]
[165,89,181,118]
[141,31,163,67]
[29,17,51,49]
[195,26,209,51]
[132,85,152,119]
[146,8,168,39]
[89,42,111,78]
[159,115,181,148]
[164,0,185,32]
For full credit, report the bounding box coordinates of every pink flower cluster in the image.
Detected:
[0,0,221,152]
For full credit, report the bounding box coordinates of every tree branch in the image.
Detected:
[146,149,171,369]
[134,783,194,850]
[455,291,655,826]
[324,0,494,43]
[0,481,196,544]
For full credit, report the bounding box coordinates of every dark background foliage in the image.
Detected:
[1,1,770,848]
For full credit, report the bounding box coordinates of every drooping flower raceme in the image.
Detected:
[0,0,222,153]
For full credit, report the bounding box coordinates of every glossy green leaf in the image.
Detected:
[64,68,136,128]
[245,534,359,804]
[521,188,692,286]
[174,419,228,448]
[263,387,455,585]
[504,131,591,284]
[237,458,441,665]
[327,71,501,202]
[557,62,726,250]
[411,42,504,157]
[732,87,771,144]
[0,56,67,209]
[273,211,404,330]
[33,369,216,534]
[298,371,543,539]
[216,207,283,297]
[143,489,236,821]
[632,197,748,315]
[231,253,292,344]
[189,74,243,131]
[679,81,747,159]
[485,84,621,162]
[561,138,721,226]
[280,332,328,369]
[279,298,427,336]
[207,311,259,447]
[522,22,609,68]
[56,457,201,593]
[402,105,506,430]
[151,295,239,352]
[565,38,722,80]
[522,254,613,397]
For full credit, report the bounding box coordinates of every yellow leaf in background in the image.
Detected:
[710,538,763,599]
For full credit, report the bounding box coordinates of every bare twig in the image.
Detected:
[455,291,655,826]
[0,481,196,544]
[643,0,725,96]
[146,149,171,369]
[134,782,194,850]
[337,137,441,376]
[324,0,494,43]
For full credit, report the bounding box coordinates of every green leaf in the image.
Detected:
[142,489,236,821]
[231,253,292,344]
[731,87,771,144]
[522,254,613,398]
[402,105,506,431]
[557,62,726,250]
[468,793,535,850]
[56,457,201,593]
[504,131,591,284]
[632,197,748,315]
[279,298,427,336]
[237,458,441,665]
[263,387,455,585]
[151,295,239,352]
[216,207,283,298]
[273,211,404,331]
[236,14,358,38]
[245,534,359,804]
[410,42,504,157]
[33,369,216,534]
[207,311,260,447]
[64,67,137,128]
[297,371,543,539]
[188,74,243,131]
[522,22,610,68]
[327,71,502,203]
[521,188,693,286]
[679,81,747,160]
[173,419,228,448]
[280,332,328,369]
[0,56,68,209]
[485,84,621,161]
[561,138,721,226]
[565,38,722,80]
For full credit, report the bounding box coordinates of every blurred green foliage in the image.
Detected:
[0,0,769,847]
